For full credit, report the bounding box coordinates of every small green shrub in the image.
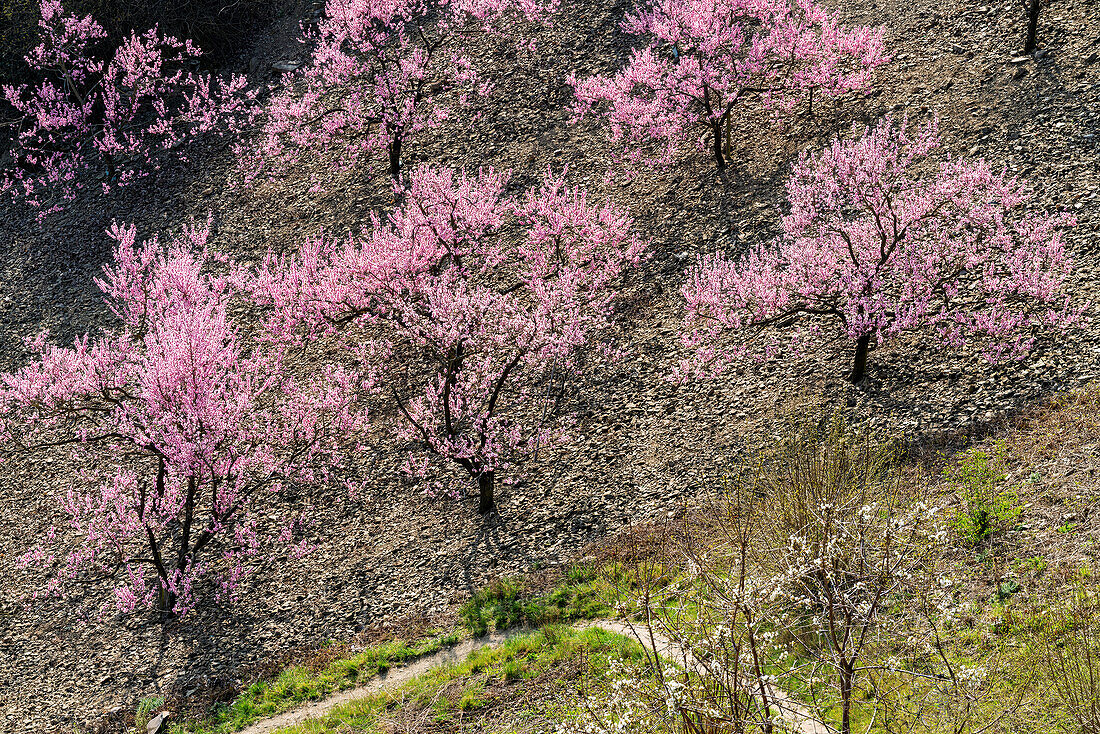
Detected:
[997,579,1022,601]
[134,695,165,730]
[459,569,610,636]
[501,660,526,681]
[1013,556,1048,576]
[947,442,1022,545]
[457,680,486,711]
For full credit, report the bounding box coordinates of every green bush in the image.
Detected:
[947,441,1022,546]
[459,569,610,636]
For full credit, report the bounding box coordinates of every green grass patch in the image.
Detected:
[170,561,631,734]
[459,566,614,636]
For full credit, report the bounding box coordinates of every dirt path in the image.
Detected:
[236,627,531,734]
[236,620,830,734]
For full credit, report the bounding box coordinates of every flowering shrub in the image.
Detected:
[247,0,554,189]
[750,413,951,734]
[1,0,251,217]
[570,0,887,172]
[681,117,1081,383]
[1,223,361,617]
[565,413,1011,734]
[245,165,644,514]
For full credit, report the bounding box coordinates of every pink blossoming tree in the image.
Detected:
[246,165,644,514]
[570,0,888,172]
[0,223,361,617]
[1,0,251,217]
[248,0,554,189]
[681,117,1080,384]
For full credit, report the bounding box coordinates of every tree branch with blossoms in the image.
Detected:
[245,0,555,191]
[570,0,888,174]
[1,0,253,218]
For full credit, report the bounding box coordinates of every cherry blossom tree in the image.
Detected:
[247,0,553,189]
[570,0,888,173]
[681,116,1080,384]
[0,223,362,617]
[246,165,644,514]
[1,0,251,217]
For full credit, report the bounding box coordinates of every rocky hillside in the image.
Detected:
[0,0,1096,729]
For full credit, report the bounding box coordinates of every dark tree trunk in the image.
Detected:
[839,658,857,734]
[712,119,726,170]
[388,137,402,183]
[841,678,852,734]
[158,584,176,618]
[1025,0,1041,53]
[848,333,871,384]
[477,471,494,515]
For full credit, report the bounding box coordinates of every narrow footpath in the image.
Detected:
[236,620,830,734]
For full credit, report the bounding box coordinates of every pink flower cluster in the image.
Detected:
[247,0,554,188]
[1,0,252,217]
[681,116,1081,381]
[571,0,887,171]
[1,223,361,616]
[244,165,644,512]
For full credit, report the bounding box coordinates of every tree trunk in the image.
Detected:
[477,471,494,515]
[388,136,402,184]
[712,119,726,170]
[158,583,176,619]
[838,658,856,734]
[145,523,174,620]
[841,676,852,734]
[1025,0,1041,53]
[848,333,871,383]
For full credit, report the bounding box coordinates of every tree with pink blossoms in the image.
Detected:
[246,165,644,514]
[571,0,888,173]
[248,0,553,189]
[1,0,251,217]
[0,223,362,617]
[681,116,1080,384]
